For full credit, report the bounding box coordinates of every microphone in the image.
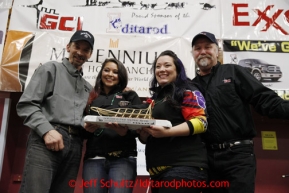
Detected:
[282,174,289,178]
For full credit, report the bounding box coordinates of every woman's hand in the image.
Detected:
[106,122,129,136]
[142,125,171,138]
[142,122,191,138]
[137,128,150,144]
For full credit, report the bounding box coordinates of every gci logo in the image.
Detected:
[22,0,83,31]
[39,13,83,31]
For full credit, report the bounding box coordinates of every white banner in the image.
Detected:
[3,0,289,93]
[13,32,193,97]
[221,0,289,40]
[223,39,289,89]
[0,0,13,8]
[4,0,203,94]
[9,0,222,36]
[0,9,9,65]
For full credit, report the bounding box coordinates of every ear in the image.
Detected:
[66,43,70,52]
[215,46,219,57]
[88,50,93,58]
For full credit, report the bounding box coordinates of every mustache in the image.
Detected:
[74,54,86,61]
[197,55,212,61]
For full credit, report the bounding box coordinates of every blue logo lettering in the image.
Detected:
[121,24,168,34]
[107,14,169,35]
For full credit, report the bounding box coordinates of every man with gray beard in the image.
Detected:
[191,31,289,193]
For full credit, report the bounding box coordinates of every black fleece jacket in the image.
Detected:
[84,88,144,160]
[193,62,289,144]
[145,83,208,170]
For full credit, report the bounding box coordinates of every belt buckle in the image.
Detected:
[68,125,79,135]
[107,151,122,157]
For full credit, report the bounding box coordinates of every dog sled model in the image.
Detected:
[84,102,172,130]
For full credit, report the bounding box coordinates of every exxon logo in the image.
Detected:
[232,3,289,35]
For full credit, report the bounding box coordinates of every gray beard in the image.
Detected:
[199,58,209,67]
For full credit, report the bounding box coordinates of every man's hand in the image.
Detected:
[84,122,100,133]
[43,130,64,151]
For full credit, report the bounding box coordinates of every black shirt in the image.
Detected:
[84,89,143,160]
[193,62,289,144]
[145,84,208,170]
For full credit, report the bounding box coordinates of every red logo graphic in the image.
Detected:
[232,3,289,35]
[223,78,231,83]
[39,13,83,31]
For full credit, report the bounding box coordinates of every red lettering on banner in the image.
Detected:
[40,14,58,29]
[39,14,83,31]
[232,3,249,26]
[232,3,289,35]
[252,6,287,35]
[77,17,83,31]
[283,10,289,24]
[58,17,74,31]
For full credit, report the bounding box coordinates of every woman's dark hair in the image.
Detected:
[87,58,128,106]
[149,50,190,106]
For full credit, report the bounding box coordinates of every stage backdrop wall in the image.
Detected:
[1,0,288,96]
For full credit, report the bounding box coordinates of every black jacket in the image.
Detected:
[145,83,208,170]
[192,62,289,144]
[84,89,143,160]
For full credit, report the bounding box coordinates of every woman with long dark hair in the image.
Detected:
[83,58,142,193]
[138,50,208,193]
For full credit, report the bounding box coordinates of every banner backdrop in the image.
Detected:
[221,0,289,98]
[0,0,12,8]
[0,0,224,94]
[1,0,288,94]
[0,9,9,73]
[0,0,11,74]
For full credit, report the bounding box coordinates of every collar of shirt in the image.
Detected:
[211,61,221,74]
[62,58,84,77]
